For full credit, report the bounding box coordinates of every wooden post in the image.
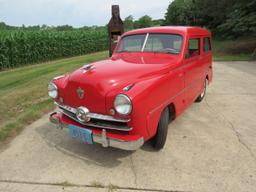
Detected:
[107,5,124,57]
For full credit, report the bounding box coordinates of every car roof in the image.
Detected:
[123,26,211,37]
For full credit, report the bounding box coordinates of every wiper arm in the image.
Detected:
[159,48,180,54]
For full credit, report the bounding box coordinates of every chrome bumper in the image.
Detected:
[49,112,144,151]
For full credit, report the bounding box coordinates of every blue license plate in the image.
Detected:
[68,125,93,144]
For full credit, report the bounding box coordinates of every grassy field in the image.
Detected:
[213,38,255,61]
[0,51,108,142]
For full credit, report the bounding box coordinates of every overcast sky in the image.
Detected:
[0,0,171,27]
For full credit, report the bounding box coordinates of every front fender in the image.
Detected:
[106,73,172,141]
[51,75,70,103]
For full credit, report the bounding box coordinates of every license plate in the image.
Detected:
[68,125,93,144]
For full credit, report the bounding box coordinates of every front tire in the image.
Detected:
[152,107,169,150]
[195,78,207,103]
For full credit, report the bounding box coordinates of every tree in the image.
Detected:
[80,26,90,30]
[134,15,153,29]
[152,19,164,26]
[56,25,74,31]
[41,24,48,30]
[193,0,238,29]
[163,0,256,38]
[124,15,134,30]
[163,0,239,27]
[217,0,256,38]
[164,0,194,26]
[0,22,7,30]
[0,21,17,30]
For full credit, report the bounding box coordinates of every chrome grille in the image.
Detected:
[55,102,130,123]
[55,102,132,131]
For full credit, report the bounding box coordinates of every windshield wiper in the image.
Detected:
[159,48,180,54]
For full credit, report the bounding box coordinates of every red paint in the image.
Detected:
[51,27,212,144]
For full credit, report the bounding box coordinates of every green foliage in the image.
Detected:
[152,19,164,27]
[164,0,237,28]
[217,0,256,38]
[55,25,74,31]
[164,0,195,26]
[0,29,108,70]
[163,0,256,38]
[124,15,162,31]
[193,0,237,29]
[134,15,153,29]
[124,15,134,30]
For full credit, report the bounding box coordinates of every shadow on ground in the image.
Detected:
[36,122,138,168]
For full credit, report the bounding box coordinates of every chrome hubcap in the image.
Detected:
[201,80,207,97]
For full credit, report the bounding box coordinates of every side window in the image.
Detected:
[203,37,211,52]
[186,38,200,59]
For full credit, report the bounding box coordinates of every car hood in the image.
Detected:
[62,53,178,113]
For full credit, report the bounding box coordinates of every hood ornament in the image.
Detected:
[81,64,95,74]
[76,87,84,99]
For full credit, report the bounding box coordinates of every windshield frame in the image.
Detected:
[116,33,183,55]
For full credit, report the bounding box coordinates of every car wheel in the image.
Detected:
[152,107,169,150]
[195,78,207,103]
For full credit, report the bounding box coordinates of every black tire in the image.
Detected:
[152,107,169,150]
[195,78,207,103]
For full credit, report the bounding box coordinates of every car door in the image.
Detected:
[200,36,212,84]
[183,37,202,106]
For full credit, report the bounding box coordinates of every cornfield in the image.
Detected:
[0,29,108,70]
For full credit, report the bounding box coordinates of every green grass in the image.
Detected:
[213,54,251,61]
[0,51,108,141]
[212,38,255,61]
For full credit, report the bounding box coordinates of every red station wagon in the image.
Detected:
[49,26,213,150]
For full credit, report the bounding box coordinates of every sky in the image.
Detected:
[0,0,171,27]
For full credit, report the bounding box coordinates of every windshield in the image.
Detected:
[117,33,183,54]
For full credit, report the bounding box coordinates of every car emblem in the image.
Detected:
[76,87,84,99]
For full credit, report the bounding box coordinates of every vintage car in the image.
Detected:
[48,26,212,150]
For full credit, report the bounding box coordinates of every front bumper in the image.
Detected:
[49,112,144,151]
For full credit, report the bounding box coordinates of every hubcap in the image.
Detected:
[200,80,207,97]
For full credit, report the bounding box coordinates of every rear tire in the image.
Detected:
[195,78,207,103]
[152,107,169,150]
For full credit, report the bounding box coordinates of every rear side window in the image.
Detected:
[186,38,200,58]
[203,37,211,52]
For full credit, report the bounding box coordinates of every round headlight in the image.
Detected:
[114,94,132,115]
[48,82,58,99]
